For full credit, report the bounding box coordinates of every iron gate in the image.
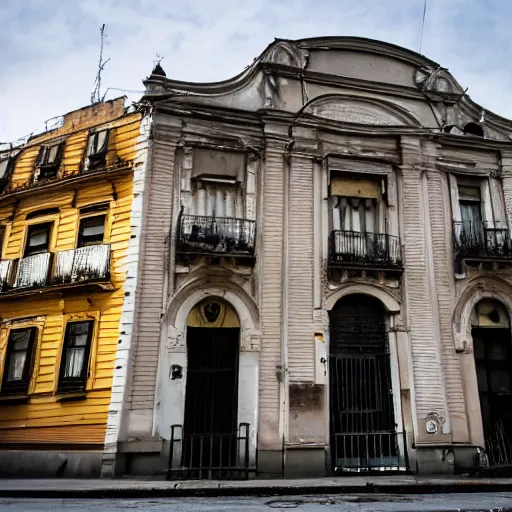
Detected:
[168,326,246,480]
[329,296,405,473]
[473,327,512,471]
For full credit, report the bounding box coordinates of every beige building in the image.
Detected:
[104,37,512,478]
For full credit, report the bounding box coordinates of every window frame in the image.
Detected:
[77,215,106,248]
[57,320,94,393]
[36,142,65,181]
[84,129,110,172]
[1,327,37,395]
[24,222,53,257]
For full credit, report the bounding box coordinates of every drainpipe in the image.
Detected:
[278,142,293,472]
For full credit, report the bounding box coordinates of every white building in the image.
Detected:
[104,38,512,478]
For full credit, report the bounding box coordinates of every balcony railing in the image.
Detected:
[15,252,52,288]
[53,244,110,284]
[0,244,111,294]
[453,221,512,260]
[0,259,14,292]
[178,215,256,257]
[329,230,403,269]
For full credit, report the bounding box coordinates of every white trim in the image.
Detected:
[325,283,400,313]
[154,286,260,468]
[101,114,152,477]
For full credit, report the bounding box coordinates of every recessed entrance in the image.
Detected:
[472,299,512,467]
[329,294,404,473]
[168,298,250,479]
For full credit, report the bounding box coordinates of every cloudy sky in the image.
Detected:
[0,0,509,142]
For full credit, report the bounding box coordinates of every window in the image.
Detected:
[84,130,109,172]
[58,321,94,392]
[459,183,483,240]
[77,215,106,247]
[35,142,64,181]
[1,327,37,395]
[0,152,15,192]
[0,226,4,258]
[25,223,52,256]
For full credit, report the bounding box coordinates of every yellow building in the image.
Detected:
[0,98,145,477]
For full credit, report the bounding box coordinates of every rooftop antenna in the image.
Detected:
[418,0,427,55]
[91,24,110,104]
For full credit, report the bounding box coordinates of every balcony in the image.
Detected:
[53,244,110,284]
[177,214,256,262]
[453,221,512,267]
[329,230,403,272]
[0,244,111,297]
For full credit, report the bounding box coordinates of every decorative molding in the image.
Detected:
[304,94,421,127]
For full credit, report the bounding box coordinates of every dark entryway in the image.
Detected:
[473,307,512,467]
[180,326,240,478]
[329,294,403,473]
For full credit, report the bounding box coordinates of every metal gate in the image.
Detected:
[329,295,405,473]
[167,327,249,480]
[473,327,512,471]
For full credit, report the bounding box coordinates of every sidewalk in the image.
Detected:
[1,475,512,498]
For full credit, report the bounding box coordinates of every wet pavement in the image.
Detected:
[0,493,512,511]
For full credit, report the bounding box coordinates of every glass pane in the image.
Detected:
[68,322,90,347]
[7,351,26,381]
[96,131,108,153]
[12,330,30,351]
[0,158,9,179]
[86,134,95,156]
[64,347,85,378]
[29,231,48,247]
[69,322,90,336]
[459,185,481,200]
[83,224,104,237]
[48,145,59,163]
[490,371,511,393]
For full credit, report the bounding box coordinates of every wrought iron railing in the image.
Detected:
[15,252,52,289]
[329,230,403,269]
[0,244,111,293]
[453,221,512,259]
[332,432,407,473]
[53,244,110,284]
[178,215,256,256]
[0,259,15,291]
[167,423,251,480]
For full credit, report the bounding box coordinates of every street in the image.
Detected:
[1,493,512,511]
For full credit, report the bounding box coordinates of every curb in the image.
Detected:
[1,482,512,499]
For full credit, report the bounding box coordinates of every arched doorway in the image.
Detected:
[471,299,512,466]
[329,294,401,472]
[181,298,241,477]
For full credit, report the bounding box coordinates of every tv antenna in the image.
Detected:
[91,24,110,104]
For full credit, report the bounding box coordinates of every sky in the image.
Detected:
[0,0,510,142]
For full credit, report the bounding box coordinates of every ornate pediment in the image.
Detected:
[303,94,421,127]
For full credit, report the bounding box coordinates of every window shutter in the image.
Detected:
[480,179,494,227]
[449,174,461,221]
[36,146,46,166]
[489,176,507,229]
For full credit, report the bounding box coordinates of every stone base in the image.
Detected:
[255,449,283,478]
[0,450,103,478]
[415,446,482,474]
[284,447,327,478]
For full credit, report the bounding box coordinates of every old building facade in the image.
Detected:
[0,99,148,477]
[107,37,512,478]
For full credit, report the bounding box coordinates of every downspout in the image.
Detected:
[279,140,293,473]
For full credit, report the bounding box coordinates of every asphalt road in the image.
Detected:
[0,493,512,511]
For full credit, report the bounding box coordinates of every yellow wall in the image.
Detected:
[0,100,141,448]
